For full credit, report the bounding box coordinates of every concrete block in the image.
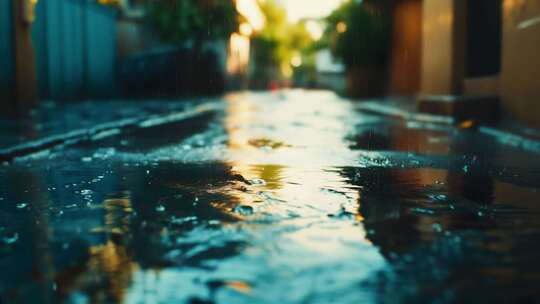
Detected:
[418,95,500,121]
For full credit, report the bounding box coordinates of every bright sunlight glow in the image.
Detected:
[278,0,348,22]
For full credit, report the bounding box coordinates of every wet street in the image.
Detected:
[1,90,540,303]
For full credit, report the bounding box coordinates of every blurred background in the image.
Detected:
[1,0,540,126]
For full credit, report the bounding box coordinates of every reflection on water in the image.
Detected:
[223,91,370,257]
[84,196,137,303]
[1,90,540,303]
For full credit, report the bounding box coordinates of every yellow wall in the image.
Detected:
[419,0,540,128]
[420,0,466,96]
[500,0,540,128]
[389,0,422,95]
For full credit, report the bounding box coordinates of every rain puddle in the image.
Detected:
[1,90,540,303]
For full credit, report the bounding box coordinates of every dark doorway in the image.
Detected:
[466,0,502,77]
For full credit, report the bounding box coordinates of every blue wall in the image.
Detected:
[32,0,117,100]
[0,0,14,99]
[86,4,117,97]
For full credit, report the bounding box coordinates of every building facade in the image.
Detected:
[389,0,540,128]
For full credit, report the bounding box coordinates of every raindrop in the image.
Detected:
[2,233,19,244]
[16,203,27,209]
[81,157,93,162]
[477,211,484,217]
[156,205,166,212]
[338,211,356,220]
[233,205,254,216]
[93,148,116,160]
[232,174,248,183]
[432,194,447,201]
[247,179,267,186]
[287,211,300,218]
[329,207,356,220]
[432,223,443,233]
[411,207,435,215]
[80,189,93,195]
[463,165,469,173]
[171,216,197,224]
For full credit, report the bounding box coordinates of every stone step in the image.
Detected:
[418,95,500,122]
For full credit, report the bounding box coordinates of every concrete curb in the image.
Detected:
[0,102,222,163]
[355,101,540,154]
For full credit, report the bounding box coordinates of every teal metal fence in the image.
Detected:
[0,0,116,102]
[32,0,117,100]
[0,0,14,100]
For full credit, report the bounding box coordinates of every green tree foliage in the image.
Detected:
[250,0,314,83]
[146,0,238,46]
[251,0,289,69]
[325,0,391,68]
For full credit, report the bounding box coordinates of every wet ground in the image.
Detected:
[1,90,540,303]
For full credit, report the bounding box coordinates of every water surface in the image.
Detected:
[1,90,540,303]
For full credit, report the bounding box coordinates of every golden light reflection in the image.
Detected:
[222,92,366,233]
[224,280,252,294]
[84,197,138,303]
[87,240,138,302]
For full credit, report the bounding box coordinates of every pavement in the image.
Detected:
[1,90,540,303]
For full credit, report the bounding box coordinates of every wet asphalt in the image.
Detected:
[1,90,540,303]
